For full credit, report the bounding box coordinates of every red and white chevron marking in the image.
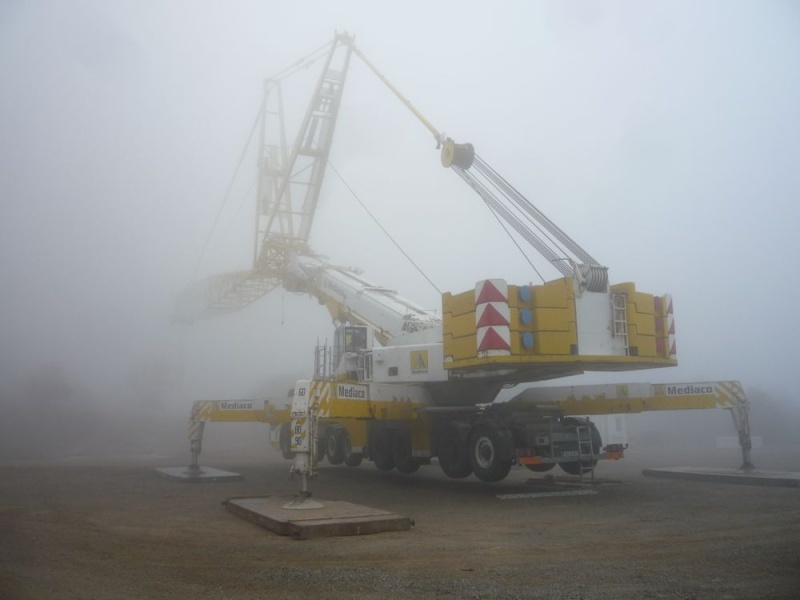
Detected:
[475,279,508,304]
[665,294,676,358]
[476,302,510,327]
[477,325,511,353]
[475,280,511,355]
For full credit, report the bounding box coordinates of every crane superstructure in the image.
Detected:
[176,33,752,485]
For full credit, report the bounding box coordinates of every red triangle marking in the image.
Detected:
[476,304,510,327]
[478,327,511,351]
[476,280,507,305]
[668,321,675,335]
[667,298,674,314]
[670,340,677,356]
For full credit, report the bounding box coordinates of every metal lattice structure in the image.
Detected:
[178,34,354,319]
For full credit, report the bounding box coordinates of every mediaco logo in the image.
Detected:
[219,400,254,410]
[337,384,367,399]
[666,385,714,396]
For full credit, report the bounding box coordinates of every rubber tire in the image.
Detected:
[559,418,601,475]
[559,461,589,475]
[525,462,556,473]
[437,426,472,479]
[315,435,326,463]
[468,425,513,483]
[326,428,345,466]
[371,428,395,471]
[392,430,420,474]
[342,430,363,467]
[279,423,295,460]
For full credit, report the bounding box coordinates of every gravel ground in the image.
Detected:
[1,446,799,599]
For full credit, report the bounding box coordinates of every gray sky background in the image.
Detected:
[1,1,799,407]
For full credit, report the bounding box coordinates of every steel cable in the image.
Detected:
[472,155,602,267]
[452,168,547,284]
[328,160,442,295]
[465,159,575,269]
[453,166,574,279]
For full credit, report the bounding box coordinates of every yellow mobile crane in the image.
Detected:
[173,34,752,487]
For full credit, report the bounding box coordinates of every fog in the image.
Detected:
[1,1,799,459]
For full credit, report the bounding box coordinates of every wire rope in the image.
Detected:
[190,41,335,286]
[452,167,546,284]
[467,159,574,267]
[328,160,442,295]
[189,105,263,285]
[473,155,601,266]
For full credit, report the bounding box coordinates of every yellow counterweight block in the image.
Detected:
[509,279,577,356]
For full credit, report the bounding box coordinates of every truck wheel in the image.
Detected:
[468,425,513,483]
[371,428,395,471]
[279,423,295,460]
[525,463,556,473]
[343,430,363,467]
[437,426,472,479]
[326,428,345,465]
[559,462,590,475]
[559,418,601,475]
[392,430,419,474]
[315,436,326,463]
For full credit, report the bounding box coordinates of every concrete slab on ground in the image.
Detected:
[224,495,413,540]
[642,466,800,488]
[155,466,243,483]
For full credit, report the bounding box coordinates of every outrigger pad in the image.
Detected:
[224,496,413,540]
[155,465,243,483]
[642,466,800,488]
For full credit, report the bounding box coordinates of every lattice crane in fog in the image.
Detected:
[172,33,752,485]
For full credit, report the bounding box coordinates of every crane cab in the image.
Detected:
[332,325,373,380]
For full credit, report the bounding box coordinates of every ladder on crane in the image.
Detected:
[612,291,630,355]
[575,423,596,483]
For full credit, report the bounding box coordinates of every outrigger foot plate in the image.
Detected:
[224,495,413,540]
[155,465,243,483]
[642,466,800,488]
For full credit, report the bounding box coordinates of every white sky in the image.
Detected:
[1,1,799,404]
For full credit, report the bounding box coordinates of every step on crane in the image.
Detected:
[167,33,753,494]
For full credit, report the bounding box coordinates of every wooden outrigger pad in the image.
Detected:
[224,495,413,540]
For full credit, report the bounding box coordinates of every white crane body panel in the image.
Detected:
[287,253,440,344]
[371,344,447,384]
[574,289,627,356]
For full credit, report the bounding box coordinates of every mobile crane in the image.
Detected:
[174,33,753,486]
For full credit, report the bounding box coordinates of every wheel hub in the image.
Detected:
[475,437,495,469]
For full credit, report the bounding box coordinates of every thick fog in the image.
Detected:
[1,1,799,459]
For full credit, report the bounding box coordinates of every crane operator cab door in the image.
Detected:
[333,325,373,380]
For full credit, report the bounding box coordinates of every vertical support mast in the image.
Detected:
[176,34,355,317]
[254,79,289,267]
[257,33,354,267]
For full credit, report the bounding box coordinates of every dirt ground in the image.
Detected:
[1,445,799,600]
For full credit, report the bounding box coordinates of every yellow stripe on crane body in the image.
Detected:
[188,399,291,424]
[294,380,425,421]
[507,381,746,416]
